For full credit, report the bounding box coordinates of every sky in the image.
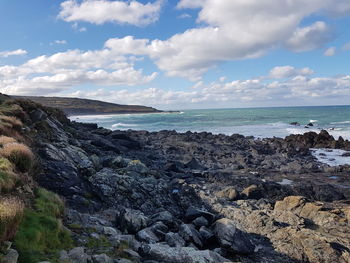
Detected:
[0,0,350,110]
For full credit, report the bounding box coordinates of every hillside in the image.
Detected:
[14,96,162,116]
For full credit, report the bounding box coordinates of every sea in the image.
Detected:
[69,105,350,140]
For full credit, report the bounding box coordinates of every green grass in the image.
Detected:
[14,188,73,263]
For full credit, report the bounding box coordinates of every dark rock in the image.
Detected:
[213,218,254,254]
[179,224,203,248]
[185,207,215,223]
[116,209,149,234]
[165,232,186,247]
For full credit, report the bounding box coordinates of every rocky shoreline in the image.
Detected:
[26,106,350,263]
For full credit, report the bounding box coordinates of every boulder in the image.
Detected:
[1,249,19,263]
[213,218,254,254]
[165,232,186,247]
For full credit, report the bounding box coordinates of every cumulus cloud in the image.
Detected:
[0,48,157,96]
[103,0,347,80]
[0,49,27,58]
[64,66,350,108]
[269,66,314,79]
[285,22,333,52]
[59,0,163,26]
[324,47,336,56]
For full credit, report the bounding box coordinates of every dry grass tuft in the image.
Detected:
[0,197,24,242]
[0,115,23,130]
[0,135,17,146]
[0,143,34,172]
[0,157,17,192]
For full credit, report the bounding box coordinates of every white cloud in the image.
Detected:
[285,22,333,52]
[63,66,350,108]
[59,0,163,26]
[0,49,27,58]
[324,47,336,56]
[269,66,314,79]
[103,0,347,80]
[0,48,157,96]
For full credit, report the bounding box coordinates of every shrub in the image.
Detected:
[0,143,34,172]
[14,188,73,263]
[0,197,24,242]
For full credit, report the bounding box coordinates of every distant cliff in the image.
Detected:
[14,96,162,116]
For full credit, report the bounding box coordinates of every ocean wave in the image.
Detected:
[309,119,318,123]
[330,120,350,124]
[111,123,138,128]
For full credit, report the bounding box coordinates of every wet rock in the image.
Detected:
[213,218,254,254]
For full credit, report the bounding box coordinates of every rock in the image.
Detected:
[1,249,19,263]
[149,211,174,226]
[121,249,141,262]
[179,224,203,248]
[30,108,48,122]
[116,208,149,234]
[185,206,215,223]
[290,122,300,126]
[68,247,90,263]
[213,218,254,254]
[92,254,114,263]
[140,243,230,263]
[241,184,262,199]
[342,152,350,157]
[192,216,209,227]
[126,160,149,175]
[165,232,186,247]
[216,187,238,200]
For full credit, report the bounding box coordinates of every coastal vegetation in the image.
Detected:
[0,97,73,263]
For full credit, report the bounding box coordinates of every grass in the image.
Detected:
[0,136,17,146]
[0,197,24,242]
[0,143,34,172]
[0,158,17,192]
[14,188,73,263]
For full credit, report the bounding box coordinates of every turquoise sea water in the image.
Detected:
[70,106,350,139]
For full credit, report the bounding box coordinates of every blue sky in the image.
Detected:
[0,0,350,110]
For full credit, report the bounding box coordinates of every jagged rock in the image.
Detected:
[116,208,149,234]
[121,249,141,262]
[179,224,203,248]
[213,218,254,254]
[140,243,230,263]
[165,232,186,247]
